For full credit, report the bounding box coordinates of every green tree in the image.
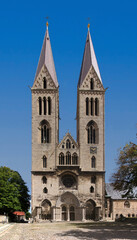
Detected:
[111,142,137,198]
[0,166,30,215]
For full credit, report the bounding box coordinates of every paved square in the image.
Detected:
[0,222,137,240]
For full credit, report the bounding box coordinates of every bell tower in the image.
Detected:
[77,24,105,217]
[31,22,59,215]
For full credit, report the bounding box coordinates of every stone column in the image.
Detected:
[52,207,56,221]
[82,207,86,221]
[67,207,70,221]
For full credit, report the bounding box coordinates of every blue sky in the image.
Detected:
[0,0,137,192]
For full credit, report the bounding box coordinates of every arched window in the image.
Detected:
[43,77,47,89]
[87,120,99,144]
[90,186,94,193]
[95,98,99,116]
[43,156,47,168]
[91,156,96,168]
[86,98,89,115]
[43,187,48,193]
[40,120,50,143]
[66,152,71,165]
[48,97,51,115]
[42,176,47,184]
[66,139,71,149]
[59,153,64,165]
[90,78,94,90]
[124,200,130,208]
[91,176,96,183]
[43,97,46,115]
[72,153,78,165]
[39,97,42,115]
[91,98,94,115]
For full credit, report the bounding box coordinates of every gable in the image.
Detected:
[32,64,56,89]
[58,133,78,150]
[79,66,104,91]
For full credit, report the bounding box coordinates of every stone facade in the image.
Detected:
[31,24,105,221]
[105,184,137,220]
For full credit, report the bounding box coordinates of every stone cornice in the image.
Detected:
[31,170,105,175]
[31,170,56,175]
[79,171,105,174]
[79,89,105,95]
[31,88,58,94]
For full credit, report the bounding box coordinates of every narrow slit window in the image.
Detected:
[90,186,94,193]
[43,97,47,115]
[91,156,96,168]
[48,97,51,115]
[42,176,47,184]
[86,98,89,115]
[91,98,93,115]
[43,156,47,168]
[90,78,94,90]
[43,77,47,89]
[95,98,99,116]
[39,97,42,115]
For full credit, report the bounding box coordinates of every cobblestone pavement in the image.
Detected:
[0,222,137,240]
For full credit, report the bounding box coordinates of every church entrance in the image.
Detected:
[86,199,96,220]
[70,206,75,221]
[58,192,80,221]
[41,199,51,220]
[61,205,75,221]
[62,206,67,221]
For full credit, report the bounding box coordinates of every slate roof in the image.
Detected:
[78,28,102,87]
[105,183,126,199]
[34,24,58,87]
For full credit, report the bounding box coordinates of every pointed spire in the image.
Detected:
[78,25,102,87]
[34,22,58,87]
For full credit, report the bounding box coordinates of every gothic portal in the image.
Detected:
[31,23,105,221]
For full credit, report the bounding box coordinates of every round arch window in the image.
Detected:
[61,174,76,188]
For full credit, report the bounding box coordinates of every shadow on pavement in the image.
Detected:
[56,222,137,240]
[56,228,137,240]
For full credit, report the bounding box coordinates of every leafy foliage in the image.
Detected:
[111,142,137,198]
[0,166,30,215]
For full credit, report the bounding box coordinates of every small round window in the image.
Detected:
[62,174,75,188]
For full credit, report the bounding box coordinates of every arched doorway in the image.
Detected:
[62,206,67,221]
[57,192,80,221]
[41,199,51,220]
[86,199,96,220]
[70,206,75,221]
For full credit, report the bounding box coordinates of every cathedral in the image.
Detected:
[31,22,106,221]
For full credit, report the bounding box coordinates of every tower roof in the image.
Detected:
[34,23,58,87]
[78,27,102,87]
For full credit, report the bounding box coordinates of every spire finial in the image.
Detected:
[46,16,49,30]
[46,21,49,30]
[87,17,90,30]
